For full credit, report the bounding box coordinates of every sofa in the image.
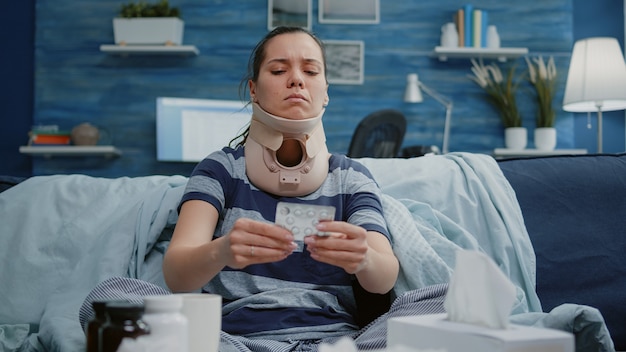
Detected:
[498,153,626,350]
[0,152,623,351]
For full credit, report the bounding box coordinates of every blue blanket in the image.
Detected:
[359,153,540,314]
[0,174,187,351]
[0,153,614,351]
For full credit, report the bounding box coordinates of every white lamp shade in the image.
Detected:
[404,73,424,103]
[563,37,626,112]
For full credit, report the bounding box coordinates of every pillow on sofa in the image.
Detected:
[498,153,626,350]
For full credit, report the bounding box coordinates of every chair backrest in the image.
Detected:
[347,109,407,158]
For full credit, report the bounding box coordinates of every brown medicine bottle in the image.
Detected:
[100,301,150,352]
[85,300,108,352]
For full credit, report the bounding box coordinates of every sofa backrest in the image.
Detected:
[499,153,626,350]
[0,176,26,193]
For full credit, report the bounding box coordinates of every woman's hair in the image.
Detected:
[230,26,327,147]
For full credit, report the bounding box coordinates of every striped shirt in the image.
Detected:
[180,146,390,341]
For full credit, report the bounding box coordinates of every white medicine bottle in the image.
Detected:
[143,295,189,352]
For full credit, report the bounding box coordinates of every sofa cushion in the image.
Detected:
[0,175,26,193]
[498,153,626,350]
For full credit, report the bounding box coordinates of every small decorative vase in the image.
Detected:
[504,127,527,150]
[71,123,100,146]
[440,22,459,48]
[534,127,557,151]
[486,25,500,49]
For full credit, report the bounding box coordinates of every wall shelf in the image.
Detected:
[20,145,122,158]
[100,44,199,56]
[493,148,587,159]
[433,46,529,62]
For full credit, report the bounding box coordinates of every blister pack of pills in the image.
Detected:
[275,202,336,242]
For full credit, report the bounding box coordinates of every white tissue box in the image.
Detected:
[388,314,574,352]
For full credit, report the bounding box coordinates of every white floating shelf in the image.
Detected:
[434,46,529,62]
[20,145,122,158]
[100,44,199,56]
[493,148,587,159]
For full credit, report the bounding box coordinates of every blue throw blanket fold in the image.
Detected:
[0,153,614,351]
[0,174,187,351]
[358,153,541,314]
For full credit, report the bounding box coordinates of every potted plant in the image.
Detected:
[468,59,527,150]
[525,56,558,150]
[113,0,184,46]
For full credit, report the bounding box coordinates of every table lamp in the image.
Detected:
[562,37,626,153]
[404,73,453,154]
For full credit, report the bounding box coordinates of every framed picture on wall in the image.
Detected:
[268,0,312,30]
[323,40,364,85]
[319,0,379,24]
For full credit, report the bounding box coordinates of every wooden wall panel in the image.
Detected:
[33,0,573,177]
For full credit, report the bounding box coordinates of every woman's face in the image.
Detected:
[249,32,329,120]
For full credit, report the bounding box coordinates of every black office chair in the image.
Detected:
[347,109,407,158]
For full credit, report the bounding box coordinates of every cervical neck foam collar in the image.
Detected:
[245,103,329,196]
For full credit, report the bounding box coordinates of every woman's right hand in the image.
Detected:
[223,217,297,269]
[163,200,297,292]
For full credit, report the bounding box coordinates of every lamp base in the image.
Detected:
[596,107,603,153]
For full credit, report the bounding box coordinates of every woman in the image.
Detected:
[79,26,609,352]
[162,26,399,345]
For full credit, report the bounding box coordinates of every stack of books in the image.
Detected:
[453,4,490,48]
[28,125,71,145]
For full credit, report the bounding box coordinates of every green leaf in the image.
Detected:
[118,0,181,18]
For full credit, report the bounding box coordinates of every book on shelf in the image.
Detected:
[481,10,488,48]
[453,4,490,48]
[455,8,465,47]
[463,4,473,48]
[29,130,71,145]
[472,9,481,47]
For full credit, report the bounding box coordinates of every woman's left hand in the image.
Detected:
[303,221,369,274]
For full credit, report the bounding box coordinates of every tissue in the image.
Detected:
[443,250,516,329]
[319,337,445,352]
[319,337,358,352]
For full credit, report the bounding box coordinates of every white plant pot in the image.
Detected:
[534,127,557,151]
[504,127,527,150]
[113,18,184,45]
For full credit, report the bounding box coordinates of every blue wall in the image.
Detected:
[0,1,34,177]
[1,0,624,177]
